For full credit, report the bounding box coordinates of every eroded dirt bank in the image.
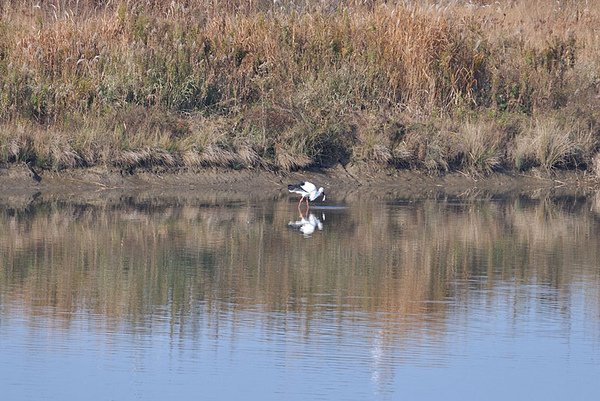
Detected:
[1,163,598,208]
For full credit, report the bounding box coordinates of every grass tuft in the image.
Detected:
[460,121,505,175]
[516,118,597,171]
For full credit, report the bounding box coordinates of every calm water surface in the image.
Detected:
[1,193,599,400]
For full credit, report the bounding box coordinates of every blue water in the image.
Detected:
[1,196,599,400]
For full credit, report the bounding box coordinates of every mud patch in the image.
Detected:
[0,163,598,207]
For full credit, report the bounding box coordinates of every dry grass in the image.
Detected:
[515,117,597,171]
[460,121,506,174]
[592,152,600,178]
[0,1,599,174]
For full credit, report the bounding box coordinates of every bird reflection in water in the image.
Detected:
[288,211,324,237]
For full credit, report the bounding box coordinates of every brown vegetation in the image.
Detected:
[0,1,599,174]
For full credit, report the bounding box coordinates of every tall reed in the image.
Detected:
[0,1,599,173]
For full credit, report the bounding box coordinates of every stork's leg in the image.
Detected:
[305,197,310,212]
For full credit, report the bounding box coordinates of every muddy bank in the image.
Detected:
[1,163,598,208]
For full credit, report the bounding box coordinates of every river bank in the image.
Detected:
[1,163,597,207]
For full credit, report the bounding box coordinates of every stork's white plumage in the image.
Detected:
[287,181,325,211]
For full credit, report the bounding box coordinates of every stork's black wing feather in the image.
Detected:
[287,182,305,191]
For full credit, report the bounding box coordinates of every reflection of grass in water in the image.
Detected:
[0,196,599,339]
